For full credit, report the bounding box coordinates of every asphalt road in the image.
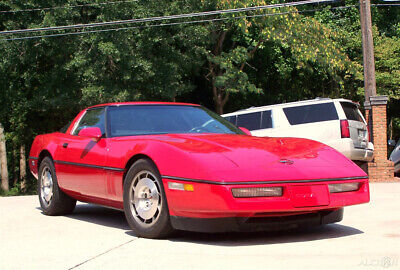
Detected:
[1,183,399,270]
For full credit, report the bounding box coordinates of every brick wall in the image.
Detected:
[365,108,370,126]
[371,104,388,160]
[368,161,394,182]
[367,96,396,182]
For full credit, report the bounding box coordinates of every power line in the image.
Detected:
[0,5,356,42]
[372,3,400,5]
[0,1,138,14]
[0,0,339,35]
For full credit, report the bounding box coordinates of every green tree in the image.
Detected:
[202,0,354,114]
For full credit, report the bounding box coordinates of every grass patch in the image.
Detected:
[0,176,37,196]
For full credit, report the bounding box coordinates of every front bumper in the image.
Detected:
[170,208,344,233]
[162,177,369,219]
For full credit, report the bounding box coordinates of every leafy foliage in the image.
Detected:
[0,0,399,193]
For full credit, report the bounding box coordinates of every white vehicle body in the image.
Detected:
[222,98,374,163]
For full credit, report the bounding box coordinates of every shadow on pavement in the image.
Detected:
[168,224,364,246]
[37,203,130,230]
[37,203,363,246]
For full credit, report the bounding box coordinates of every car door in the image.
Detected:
[55,107,108,199]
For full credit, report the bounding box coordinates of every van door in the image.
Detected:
[340,102,369,149]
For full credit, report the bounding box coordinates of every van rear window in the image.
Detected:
[283,102,338,125]
[340,102,364,122]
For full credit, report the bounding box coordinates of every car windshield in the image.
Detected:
[107,105,244,137]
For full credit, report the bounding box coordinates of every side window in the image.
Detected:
[236,112,261,131]
[261,110,272,129]
[72,107,106,136]
[283,103,338,125]
[224,116,237,125]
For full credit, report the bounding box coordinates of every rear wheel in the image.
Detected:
[38,157,76,215]
[123,159,174,238]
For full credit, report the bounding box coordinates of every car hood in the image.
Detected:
[150,133,367,183]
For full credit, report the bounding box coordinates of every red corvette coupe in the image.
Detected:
[29,102,369,238]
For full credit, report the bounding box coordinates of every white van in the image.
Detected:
[222,98,374,164]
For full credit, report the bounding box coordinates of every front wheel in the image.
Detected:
[123,159,174,238]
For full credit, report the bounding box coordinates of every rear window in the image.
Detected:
[340,102,364,122]
[228,110,273,131]
[283,102,338,125]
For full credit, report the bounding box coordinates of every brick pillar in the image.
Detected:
[364,101,372,143]
[367,96,395,182]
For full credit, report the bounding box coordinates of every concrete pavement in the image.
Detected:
[1,183,399,270]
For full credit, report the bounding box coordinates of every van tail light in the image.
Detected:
[340,120,350,138]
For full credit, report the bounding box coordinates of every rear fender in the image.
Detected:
[29,134,61,179]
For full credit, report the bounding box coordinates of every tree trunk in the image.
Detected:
[12,148,17,186]
[20,145,26,192]
[0,123,9,191]
[210,31,228,115]
[215,98,223,115]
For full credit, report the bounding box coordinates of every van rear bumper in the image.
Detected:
[348,147,374,162]
[326,139,374,162]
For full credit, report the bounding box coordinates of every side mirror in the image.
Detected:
[78,127,102,141]
[239,127,252,136]
[388,139,396,147]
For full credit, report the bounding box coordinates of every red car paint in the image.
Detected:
[29,102,369,220]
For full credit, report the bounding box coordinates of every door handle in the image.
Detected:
[62,143,68,148]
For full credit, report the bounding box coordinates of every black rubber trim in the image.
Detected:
[54,160,124,172]
[162,175,368,185]
[170,208,344,233]
[29,156,39,160]
[354,146,373,150]
[394,160,400,167]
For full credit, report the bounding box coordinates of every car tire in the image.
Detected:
[123,159,174,239]
[38,157,76,215]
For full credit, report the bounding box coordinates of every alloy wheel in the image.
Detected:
[40,166,53,207]
[129,170,162,227]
